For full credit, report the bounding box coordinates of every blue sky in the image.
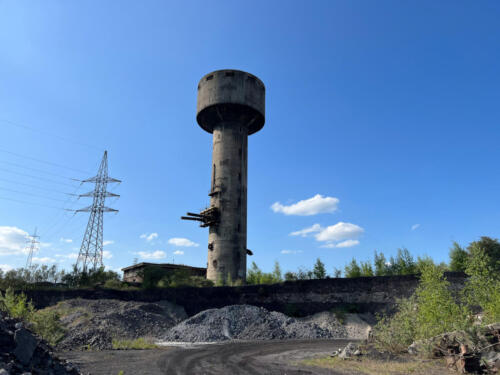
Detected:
[1,1,499,275]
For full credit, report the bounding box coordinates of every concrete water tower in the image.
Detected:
[181,69,265,283]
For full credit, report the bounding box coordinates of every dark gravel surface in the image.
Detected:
[60,339,354,375]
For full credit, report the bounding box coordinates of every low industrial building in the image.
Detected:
[122,262,206,283]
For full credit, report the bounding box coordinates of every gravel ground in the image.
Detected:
[162,305,373,343]
[60,339,352,375]
[43,298,187,350]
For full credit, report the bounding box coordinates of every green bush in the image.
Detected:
[372,296,418,353]
[0,288,34,321]
[463,245,500,323]
[31,309,66,345]
[373,263,470,354]
[414,263,470,340]
[0,287,65,346]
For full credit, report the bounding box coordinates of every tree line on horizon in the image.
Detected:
[246,236,500,285]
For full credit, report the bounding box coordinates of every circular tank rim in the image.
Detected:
[197,69,266,90]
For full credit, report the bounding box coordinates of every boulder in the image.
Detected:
[13,328,37,365]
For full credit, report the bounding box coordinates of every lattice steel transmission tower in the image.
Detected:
[75,151,121,272]
[25,228,40,269]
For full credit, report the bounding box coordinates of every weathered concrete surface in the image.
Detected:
[196,69,266,283]
[22,273,466,317]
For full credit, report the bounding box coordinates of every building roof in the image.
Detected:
[121,262,206,272]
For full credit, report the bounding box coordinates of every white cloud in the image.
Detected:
[102,250,113,259]
[32,257,56,263]
[290,223,322,237]
[168,238,199,247]
[280,249,303,254]
[334,239,360,248]
[315,222,364,242]
[137,250,166,260]
[140,233,158,242]
[56,252,79,260]
[0,226,29,255]
[173,250,184,255]
[0,264,13,272]
[60,238,73,243]
[291,222,364,248]
[411,224,421,231]
[320,239,360,248]
[271,194,339,216]
[103,240,114,246]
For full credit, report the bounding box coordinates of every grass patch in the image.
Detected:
[301,356,446,375]
[111,337,159,350]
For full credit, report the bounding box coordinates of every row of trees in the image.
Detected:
[246,236,500,284]
[0,264,121,290]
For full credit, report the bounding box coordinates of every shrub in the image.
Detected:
[0,288,34,321]
[31,309,66,345]
[414,263,470,339]
[463,245,500,323]
[0,287,65,346]
[372,296,418,353]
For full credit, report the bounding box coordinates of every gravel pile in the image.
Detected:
[162,305,371,342]
[0,311,80,374]
[45,298,187,350]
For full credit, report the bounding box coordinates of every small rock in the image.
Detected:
[338,342,359,359]
[0,369,8,375]
[14,322,23,329]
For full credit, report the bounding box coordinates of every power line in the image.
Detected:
[0,147,91,174]
[0,196,68,210]
[0,167,79,188]
[0,186,68,202]
[0,177,70,195]
[0,118,104,152]
[0,160,77,181]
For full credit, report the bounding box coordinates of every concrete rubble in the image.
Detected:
[408,323,500,374]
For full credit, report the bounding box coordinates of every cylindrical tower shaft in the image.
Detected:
[208,122,248,281]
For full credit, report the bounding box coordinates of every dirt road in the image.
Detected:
[60,339,352,375]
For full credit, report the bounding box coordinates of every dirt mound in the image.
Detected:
[162,305,370,342]
[44,298,187,350]
[0,311,80,374]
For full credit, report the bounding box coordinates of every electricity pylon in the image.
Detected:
[25,228,40,269]
[75,151,121,272]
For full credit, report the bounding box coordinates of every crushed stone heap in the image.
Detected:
[43,298,188,350]
[0,311,80,375]
[162,304,372,343]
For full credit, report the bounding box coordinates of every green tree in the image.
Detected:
[374,251,388,276]
[415,263,469,339]
[467,237,500,274]
[449,242,468,272]
[272,261,283,282]
[332,268,342,278]
[360,261,374,276]
[246,262,263,285]
[344,259,361,278]
[464,245,500,323]
[312,258,327,279]
[392,248,417,275]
